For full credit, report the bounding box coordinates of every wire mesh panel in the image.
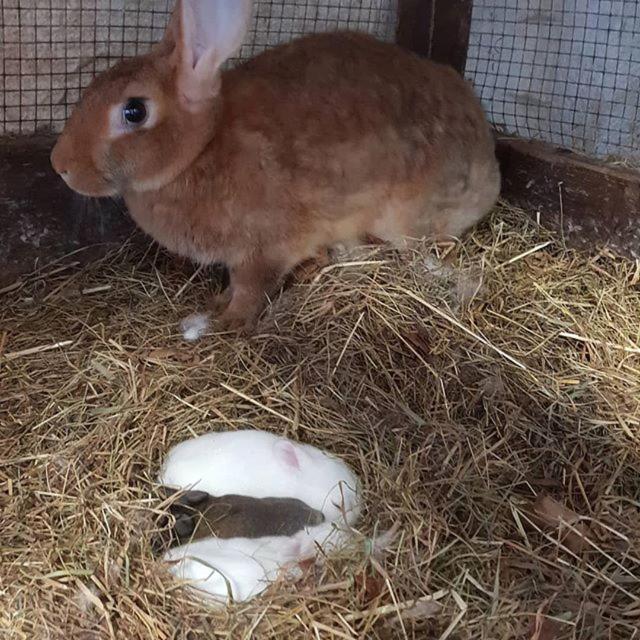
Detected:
[466,0,640,163]
[1,1,171,135]
[0,0,398,135]
[245,0,397,56]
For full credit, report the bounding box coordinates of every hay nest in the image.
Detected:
[1,205,639,640]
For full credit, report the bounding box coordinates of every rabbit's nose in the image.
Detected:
[50,141,70,177]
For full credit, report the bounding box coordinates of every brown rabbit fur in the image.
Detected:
[155,488,325,551]
[51,0,500,331]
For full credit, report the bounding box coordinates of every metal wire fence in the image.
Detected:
[2,0,638,163]
[0,0,398,134]
[466,0,640,162]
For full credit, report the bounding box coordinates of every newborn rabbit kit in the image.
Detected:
[155,429,362,604]
[50,0,499,334]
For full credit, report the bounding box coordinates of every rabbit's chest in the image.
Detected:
[125,195,241,265]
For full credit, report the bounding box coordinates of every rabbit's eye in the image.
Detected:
[123,98,148,126]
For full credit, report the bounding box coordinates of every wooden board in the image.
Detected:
[497,137,640,258]
[0,135,136,287]
[397,0,473,74]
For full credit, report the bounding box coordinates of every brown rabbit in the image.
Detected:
[155,488,325,551]
[51,0,500,332]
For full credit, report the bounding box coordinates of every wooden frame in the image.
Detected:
[397,0,473,74]
[498,138,640,257]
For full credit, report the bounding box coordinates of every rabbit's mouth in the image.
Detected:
[61,172,119,198]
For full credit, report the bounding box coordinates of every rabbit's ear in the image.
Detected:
[274,441,311,472]
[167,0,253,109]
[173,513,196,540]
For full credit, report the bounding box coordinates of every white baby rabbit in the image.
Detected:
[159,429,361,603]
[164,519,353,604]
[158,429,361,524]
[164,534,301,603]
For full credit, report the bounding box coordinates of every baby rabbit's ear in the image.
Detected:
[274,441,301,471]
[173,513,196,540]
[274,441,311,472]
[164,0,253,109]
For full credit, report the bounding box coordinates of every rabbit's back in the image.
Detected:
[226,31,493,162]
[216,31,498,240]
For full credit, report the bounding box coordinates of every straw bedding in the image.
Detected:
[1,204,639,639]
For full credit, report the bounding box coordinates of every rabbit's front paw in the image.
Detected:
[290,249,332,284]
[207,288,233,316]
[213,309,258,336]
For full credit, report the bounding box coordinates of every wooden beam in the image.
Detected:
[396,0,432,58]
[0,135,136,287]
[428,0,474,74]
[397,0,474,74]
[497,137,640,258]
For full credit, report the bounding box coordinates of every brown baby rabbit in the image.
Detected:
[51,0,500,332]
[156,488,325,550]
